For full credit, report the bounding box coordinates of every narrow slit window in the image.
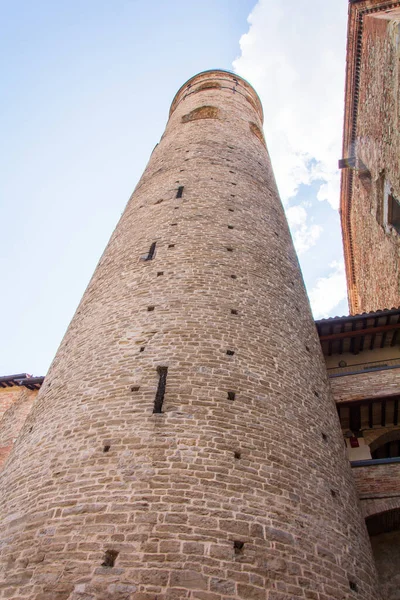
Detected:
[153,366,168,414]
[176,186,184,198]
[145,242,156,261]
[388,193,400,233]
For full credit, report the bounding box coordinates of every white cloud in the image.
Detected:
[233,0,347,209]
[286,204,322,255]
[309,261,348,319]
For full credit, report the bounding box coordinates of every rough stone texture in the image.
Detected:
[0,387,38,469]
[341,2,400,314]
[0,70,380,599]
[370,530,400,600]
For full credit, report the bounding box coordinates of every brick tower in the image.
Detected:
[0,71,380,599]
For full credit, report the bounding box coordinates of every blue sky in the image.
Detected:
[1,0,349,375]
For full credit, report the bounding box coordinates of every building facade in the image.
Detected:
[341,0,400,314]
[316,309,400,599]
[0,71,380,599]
[334,2,400,597]
[1,1,400,598]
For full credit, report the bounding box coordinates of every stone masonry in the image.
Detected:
[0,386,38,469]
[0,71,381,599]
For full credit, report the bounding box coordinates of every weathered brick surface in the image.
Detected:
[362,496,400,519]
[0,70,380,599]
[352,462,400,499]
[0,387,37,469]
[0,387,22,421]
[341,3,400,313]
[370,530,400,600]
[330,367,400,403]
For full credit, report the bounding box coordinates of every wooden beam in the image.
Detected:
[350,321,356,354]
[320,323,400,342]
[381,315,391,348]
[370,332,376,351]
[350,404,361,432]
[336,392,400,406]
[381,400,386,427]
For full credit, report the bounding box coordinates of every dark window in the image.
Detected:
[102,550,118,567]
[388,194,400,233]
[154,366,168,414]
[144,242,156,261]
[372,439,400,460]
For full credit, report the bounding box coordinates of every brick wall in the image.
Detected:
[352,462,400,500]
[0,387,38,469]
[330,367,400,403]
[342,4,400,313]
[0,387,23,421]
[370,530,400,600]
[0,71,380,600]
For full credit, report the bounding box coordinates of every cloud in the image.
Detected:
[308,261,348,319]
[233,0,347,209]
[285,204,322,255]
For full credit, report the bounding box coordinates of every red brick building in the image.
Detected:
[331,1,400,596]
[341,0,400,314]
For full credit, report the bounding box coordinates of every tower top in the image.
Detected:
[169,69,264,123]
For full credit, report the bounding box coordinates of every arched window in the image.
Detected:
[181,106,219,123]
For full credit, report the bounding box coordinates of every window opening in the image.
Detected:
[154,367,168,413]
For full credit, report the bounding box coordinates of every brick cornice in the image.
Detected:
[341,0,400,315]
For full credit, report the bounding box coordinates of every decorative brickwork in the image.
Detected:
[181,106,220,122]
[0,70,380,599]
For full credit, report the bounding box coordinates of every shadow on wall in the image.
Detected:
[367,508,400,600]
